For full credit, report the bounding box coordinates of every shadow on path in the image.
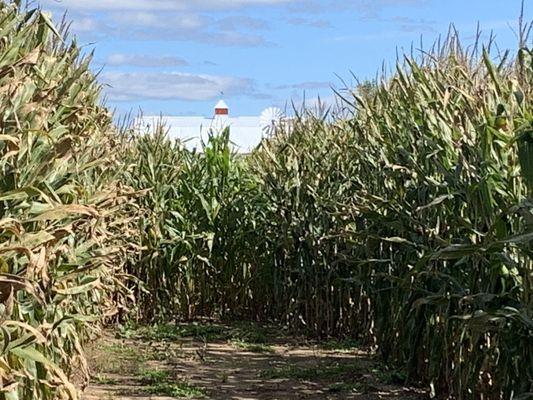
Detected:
[83,323,427,400]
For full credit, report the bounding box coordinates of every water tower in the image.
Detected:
[211,99,229,132]
[214,99,229,116]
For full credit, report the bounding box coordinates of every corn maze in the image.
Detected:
[0,2,531,400]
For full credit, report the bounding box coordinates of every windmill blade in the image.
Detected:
[259,107,285,137]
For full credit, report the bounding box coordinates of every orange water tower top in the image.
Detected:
[214,99,229,115]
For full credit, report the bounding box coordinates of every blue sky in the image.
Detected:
[39,0,531,117]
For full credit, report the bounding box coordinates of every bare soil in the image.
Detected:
[82,323,427,400]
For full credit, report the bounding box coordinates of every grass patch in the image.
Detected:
[230,338,274,353]
[117,320,278,344]
[141,369,171,384]
[373,368,407,385]
[261,361,365,381]
[91,342,147,375]
[226,321,272,344]
[319,338,361,351]
[94,374,118,385]
[119,322,229,341]
[143,382,205,398]
[100,343,142,358]
[327,382,365,393]
[137,367,205,398]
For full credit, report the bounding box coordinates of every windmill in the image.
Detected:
[259,107,285,137]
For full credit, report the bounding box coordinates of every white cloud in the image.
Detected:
[44,0,430,47]
[352,0,429,19]
[101,71,258,101]
[286,17,331,28]
[41,0,296,11]
[69,16,101,32]
[106,54,189,68]
[286,0,428,17]
[44,0,428,18]
[216,16,270,31]
[275,81,333,90]
[113,11,206,30]
[114,12,271,46]
[390,16,435,33]
[58,9,272,47]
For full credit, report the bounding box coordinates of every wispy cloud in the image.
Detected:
[42,0,298,12]
[58,10,273,47]
[68,16,102,32]
[106,54,190,68]
[286,0,428,16]
[387,16,436,33]
[112,11,205,30]
[283,0,432,34]
[45,0,432,47]
[353,0,429,19]
[101,71,261,101]
[286,17,331,28]
[216,16,270,32]
[275,81,333,90]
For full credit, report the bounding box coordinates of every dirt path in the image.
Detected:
[83,322,426,400]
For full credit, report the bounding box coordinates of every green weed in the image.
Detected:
[230,339,274,353]
[261,362,365,380]
[143,382,205,398]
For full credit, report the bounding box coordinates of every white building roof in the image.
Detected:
[214,99,228,110]
[135,115,264,153]
[135,101,282,153]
